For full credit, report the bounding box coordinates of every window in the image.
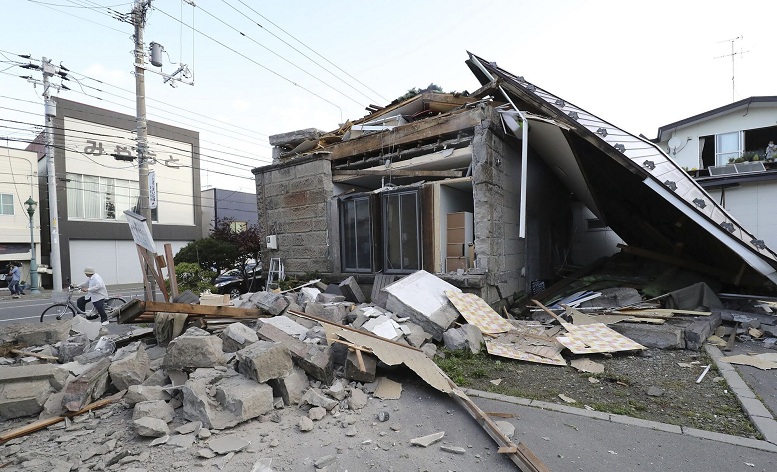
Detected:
[340,197,372,272]
[0,194,13,215]
[66,173,154,221]
[715,131,743,166]
[383,191,420,274]
[229,221,247,233]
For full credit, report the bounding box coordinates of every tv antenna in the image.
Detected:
[715,36,748,103]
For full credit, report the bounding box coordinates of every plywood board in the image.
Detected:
[446,291,514,335]
[556,323,645,354]
[485,339,567,366]
[570,358,605,374]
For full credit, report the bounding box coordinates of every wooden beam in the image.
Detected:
[164,243,179,300]
[329,108,485,161]
[143,301,264,318]
[332,169,461,179]
[616,244,731,281]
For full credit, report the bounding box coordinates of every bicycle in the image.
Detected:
[40,286,127,323]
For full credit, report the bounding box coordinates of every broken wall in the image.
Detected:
[471,110,524,301]
[256,157,334,275]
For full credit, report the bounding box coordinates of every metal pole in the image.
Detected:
[134,0,156,300]
[42,57,63,292]
[27,200,40,295]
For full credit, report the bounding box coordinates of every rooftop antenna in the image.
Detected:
[715,36,748,103]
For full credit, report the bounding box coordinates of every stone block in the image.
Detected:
[109,344,150,390]
[316,293,345,303]
[443,328,469,351]
[0,379,53,420]
[383,270,461,341]
[267,366,309,406]
[339,276,366,303]
[261,316,309,339]
[249,291,289,316]
[610,323,685,349]
[236,341,293,383]
[163,328,226,370]
[344,351,377,383]
[220,323,259,353]
[460,324,484,354]
[133,417,169,437]
[299,388,338,410]
[305,302,348,325]
[58,333,90,363]
[214,375,274,422]
[0,319,73,346]
[256,323,334,383]
[405,322,433,348]
[299,287,320,304]
[133,399,175,423]
[268,128,322,147]
[125,385,171,406]
[684,312,722,350]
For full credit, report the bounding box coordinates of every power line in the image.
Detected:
[152,4,346,116]
[234,0,389,103]
[24,0,128,34]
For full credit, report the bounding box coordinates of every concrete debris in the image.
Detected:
[125,385,171,406]
[221,323,259,353]
[410,431,445,447]
[262,315,309,339]
[344,350,377,383]
[299,388,339,410]
[308,406,326,421]
[62,357,110,412]
[208,435,250,455]
[132,399,175,423]
[175,420,202,435]
[58,333,90,363]
[440,445,466,454]
[314,454,337,469]
[267,366,309,406]
[298,415,314,431]
[339,276,366,303]
[257,322,334,383]
[383,270,461,341]
[347,388,368,410]
[132,416,169,437]
[249,291,290,316]
[236,341,293,383]
[495,420,515,439]
[109,343,150,390]
[163,328,226,370]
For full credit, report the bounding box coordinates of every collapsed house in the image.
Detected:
[253,53,777,307]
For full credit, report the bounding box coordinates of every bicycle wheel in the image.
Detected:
[104,297,127,321]
[40,303,76,322]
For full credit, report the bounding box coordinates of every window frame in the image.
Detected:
[715,131,743,166]
[0,193,14,216]
[339,195,373,273]
[381,189,421,275]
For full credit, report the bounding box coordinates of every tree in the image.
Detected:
[210,217,263,289]
[391,83,444,104]
[174,236,239,276]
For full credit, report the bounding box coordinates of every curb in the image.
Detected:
[464,376,777,454]
[704,344,777,445]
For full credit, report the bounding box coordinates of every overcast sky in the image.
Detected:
[2,0,776,192]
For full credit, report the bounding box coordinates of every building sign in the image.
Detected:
[124,210,156,253]
[149,170,157,209]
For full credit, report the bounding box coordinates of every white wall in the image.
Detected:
[64,117,195,226]
[659,107,777,170]
[706,180,777,250]
[69,239,190,286]
[0,147,40,264]
[568,202,623,266]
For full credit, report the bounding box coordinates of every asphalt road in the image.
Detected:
[0,286,145,327]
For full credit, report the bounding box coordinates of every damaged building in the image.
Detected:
[253,53,777,305]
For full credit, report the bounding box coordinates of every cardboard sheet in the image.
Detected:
[445,291,515,335]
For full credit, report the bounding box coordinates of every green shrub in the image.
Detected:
[173,262,216,294]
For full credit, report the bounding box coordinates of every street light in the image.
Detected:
[24,197,41,295]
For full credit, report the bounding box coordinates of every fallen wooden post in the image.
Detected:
[0,390,125,444]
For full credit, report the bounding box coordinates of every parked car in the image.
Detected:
[214,263,263,298]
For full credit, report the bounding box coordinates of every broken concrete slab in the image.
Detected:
[299,388,338,411]
[109,344,150,390]
[236,341,293,383]
[70,315,102,340]
[299,287,321,304]
[268,127,322,147]
[348,387,368,410]
[182,369,273,429]
[609,323,685,349]
[298,416,314,431]
[175,420,202,435]
[308,406,326,421]
[684,312,722,350]
[0,319,73,346]
[410,431,445,447]
[220,323,259,353]
[374,378,402,400]
[62,357,110,412]
[383,270,461,341]
[305,301,348,324]
[443,327,469,351]
[0,378,55,420]
[214,375,274,421]
[208,435,250,455]
[58,333,90,363]
[125,385,171,406]
[163,328,226,370]
[339,276,366,303]
[261,316,309,339]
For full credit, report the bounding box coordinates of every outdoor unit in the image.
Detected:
[266,235,278,250]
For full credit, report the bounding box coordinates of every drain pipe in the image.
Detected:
[467,55,529,238]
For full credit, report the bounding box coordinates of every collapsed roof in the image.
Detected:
[465,52,777,286]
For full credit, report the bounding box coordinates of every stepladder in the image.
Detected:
[265,258,284,291]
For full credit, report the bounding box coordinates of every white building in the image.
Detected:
[656,96,777,251]
[27,98,203,287]
[0,147,40,289]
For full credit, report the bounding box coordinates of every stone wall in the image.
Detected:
[471,110,525,302]
[255,157,333,276]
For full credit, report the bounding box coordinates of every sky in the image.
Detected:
[2,0,776,193]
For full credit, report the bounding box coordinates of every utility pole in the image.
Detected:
[132,0,157,300]
[41,57,64,292]
[715,36,748,103]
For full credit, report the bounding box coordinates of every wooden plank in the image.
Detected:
[10,349,58,361]
[144,301,264,319]
[164,243,179,300]
[117,298,145,324]
[137,245,153,302]
[531,299,566,324]
[329,108,484,161]
[0,390,125,444]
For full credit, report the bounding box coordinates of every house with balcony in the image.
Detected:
[656,96,777,250]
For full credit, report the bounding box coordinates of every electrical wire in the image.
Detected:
[24,0,127,34]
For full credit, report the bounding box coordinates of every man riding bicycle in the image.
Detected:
[77,267,109,325]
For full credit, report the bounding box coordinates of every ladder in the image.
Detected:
[265,258,283,291]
